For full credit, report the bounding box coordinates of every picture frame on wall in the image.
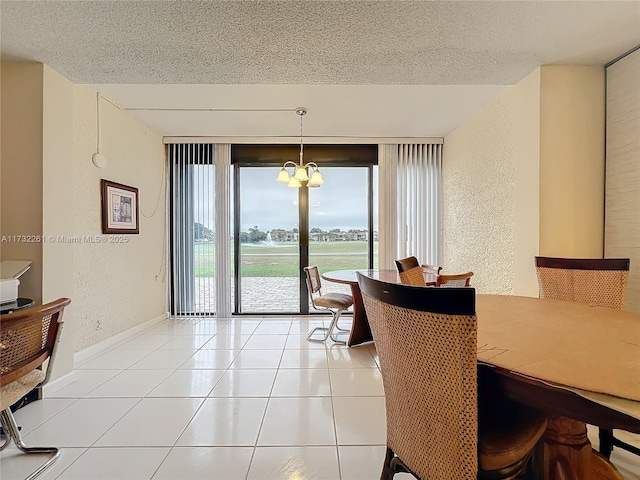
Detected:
[101,179,139,234]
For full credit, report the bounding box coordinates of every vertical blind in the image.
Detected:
[168,141,439,315]
[378,143,442,269]
[214,144,232,317]
[168,143,232,316]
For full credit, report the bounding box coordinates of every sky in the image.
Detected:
[193,165,378,233]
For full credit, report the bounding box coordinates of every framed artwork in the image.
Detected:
[101,179,139,234]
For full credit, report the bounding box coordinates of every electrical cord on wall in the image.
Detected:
[139,153,166,219]
[138,153,167,282]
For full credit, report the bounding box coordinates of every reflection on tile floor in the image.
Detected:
[1,315,638,480]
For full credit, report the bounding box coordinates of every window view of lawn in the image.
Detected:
[188,164,377,313]
[194,240,378,277]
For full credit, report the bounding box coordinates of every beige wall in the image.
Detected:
[443,66,605,296]
[442,85,516,294]
[42,65,76,375]
[72,85,166,351]
[0,63,44,303]
[1,62,167,379]
[539,66,605,257]
[442,70,542,295]
[512,70,542,295]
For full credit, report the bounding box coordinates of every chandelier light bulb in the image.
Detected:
[308,169,324,187]
[294,166,309,182]
[288,176,302,188]
[276,167,291,183]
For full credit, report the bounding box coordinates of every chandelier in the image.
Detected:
[276,107,324,188]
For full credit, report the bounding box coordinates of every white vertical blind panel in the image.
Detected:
[196,145,201,312]
[215,144,232,318]
[398,144,410,259]
[378,144,398,269]
[186,145,191,314]
[393,143,441,267]
[187,145,191,314]
[170,145,178,314]
[210,146,215,314]
[169,143,221,316]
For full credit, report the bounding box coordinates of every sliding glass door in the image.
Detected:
[234,151,377,315]
[169,144,377,316]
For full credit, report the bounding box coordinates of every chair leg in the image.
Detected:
[380,447,394,480]
[328,310,347,344]
[0,408,61,480]
[389,456,416,477]
[603,427,640,457]
[306,325,331,342]
[599,428,614,459]
[334,320,350,332]
[307,310,348,344]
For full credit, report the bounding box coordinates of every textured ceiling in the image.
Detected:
[2,0,640,85]
[2,1,639,136]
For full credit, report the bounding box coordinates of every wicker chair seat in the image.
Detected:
[0,297,70,480]
[0,369,45,410]
[313,292,353,309]
[478,399,548,473]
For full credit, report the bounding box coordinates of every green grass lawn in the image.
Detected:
[194,241,378,277]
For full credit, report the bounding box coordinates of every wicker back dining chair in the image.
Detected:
[303,266,353,344]
[535,257,629,309]
[394,256,426,286]
[0,298,71,480]
[436,271,474,287]
[535,256,635,459]
[357,274,546,480]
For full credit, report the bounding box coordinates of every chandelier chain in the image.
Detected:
[297,107,306,164]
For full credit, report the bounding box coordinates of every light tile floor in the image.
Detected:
[1,315,638,480]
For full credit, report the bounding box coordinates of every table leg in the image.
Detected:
[541,415,623,480]
[346,284,373,347]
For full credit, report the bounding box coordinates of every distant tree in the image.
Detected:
[248,225,267,243]
[194,222,214,241]
[292,228,298,233]
[310,227,323,233]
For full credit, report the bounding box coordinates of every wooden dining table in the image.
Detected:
[345,275,639,479]
[322,269,438,346]
[475,294,639,480]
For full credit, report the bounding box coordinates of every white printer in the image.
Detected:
[0,260,32,305]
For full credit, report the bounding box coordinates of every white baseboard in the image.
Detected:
[43,311,169,395]
[74,311,169,365]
